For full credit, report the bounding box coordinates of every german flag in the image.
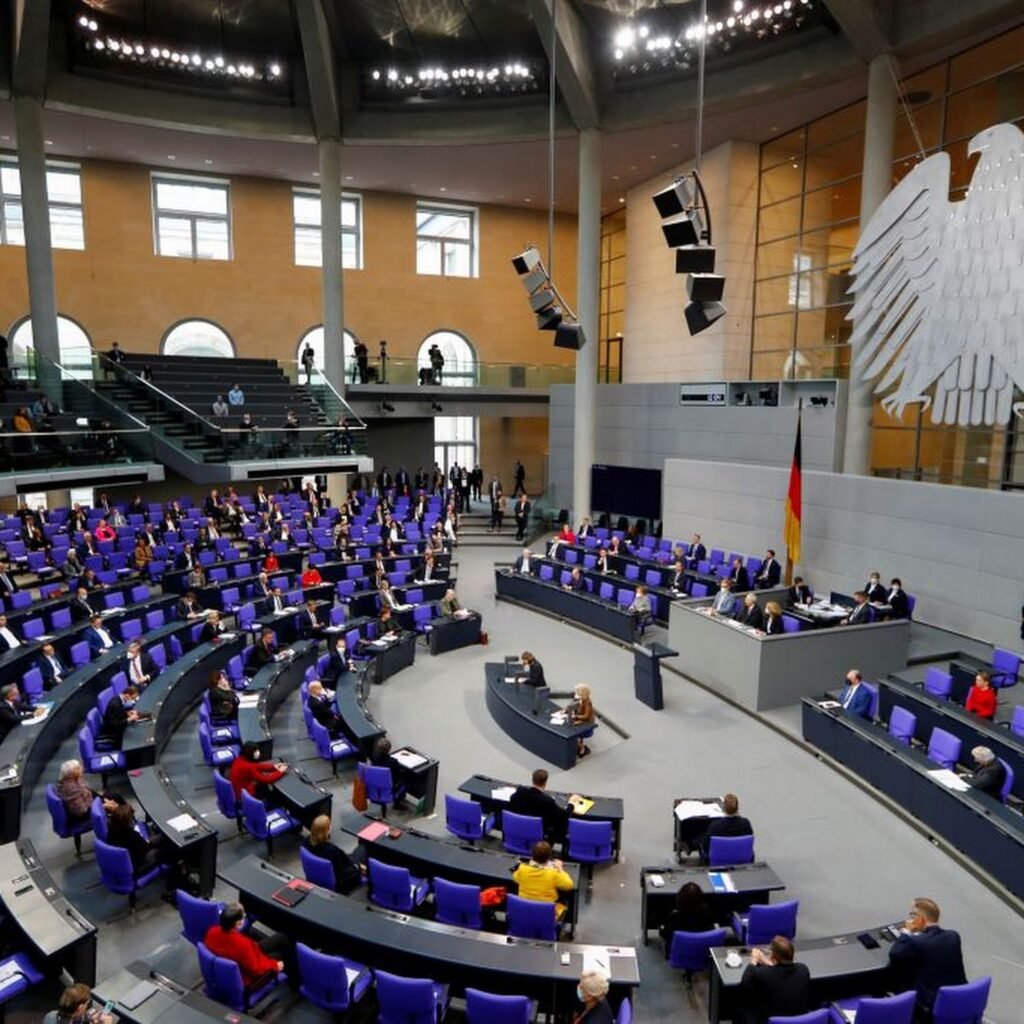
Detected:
[784,406,802,571]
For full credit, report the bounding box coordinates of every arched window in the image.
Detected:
[295,326,357,376]
[9,314,94,379]
[417,330,477,388]
[162,319,235,358]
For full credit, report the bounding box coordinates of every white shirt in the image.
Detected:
[47,655,63,680]
[0,627,20,648]
[130,655,147,683]
[95,627,114,648]
[519,556,531,574]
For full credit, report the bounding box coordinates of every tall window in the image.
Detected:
[416,203,477,278]
[434,417,477,477]
[292,189,362,268]
[0,158,85,249]
[295,326,357,373]
[417,331,477,387]
[152,174,231,260]
[9,314,93,378]
[162,320,234,358]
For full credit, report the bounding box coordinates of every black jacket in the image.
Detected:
[70,598,95,623]
[508,785,566,842]
[0,698,35,742]
[101,698,132,749]
[735,604,764,630]
[520,660,546,687]
[209,686,239,720]
[740,962,811,1024]
[968,760,1007,798]
[701,814,753,860]
[302,837,361,894]
[889,926,966,1017]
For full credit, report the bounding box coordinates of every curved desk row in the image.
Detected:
[162,550,303,593]
[802,699,1024,903]
[221,856,639,1015]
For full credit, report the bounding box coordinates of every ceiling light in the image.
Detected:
[167,155,175,160]
[269,62,281,77]
[161,47,171,58]
[734,0,744,9]
[371,70,380,80]
[78,15,89,27]
[614,27,635,48]
[638,25,649,38]
[93,38,104,49]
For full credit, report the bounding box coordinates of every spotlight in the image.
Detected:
[686,273,726,303]
[660,211,703,248]
[675,245,717,274]
[380,400,395,413]
[684,301,727,336]
[652,177,697,219]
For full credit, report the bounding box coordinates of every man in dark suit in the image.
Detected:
[299,600,323,641]
[668,560,687,593]
[517,651,545,687]
[509,768,567,845]
[838,669,873,719]
[246,629,280,676]
[755,549,781,589]
[596,547,613,574]
[688,534,707,567]
[888,898,966,1021]
[38,643,70,690]
[199,610,229,644]
[887,578,910,619]
[101,686,140,749]
[562,567,586,593]
[174,544,196,571]
[576,517,593,540]
[0,684,40,741]
[788,576,813,605]
[306,680,343,737]
[124,639,158,689]
[0,614,21,652]
[734,595,764,631]
[177,590,206,620]
[513,496,531,542]
[252,572,273,603]
[843,591,871,625]
[739,936,811,1024]
[69,587,95,623]
[84,614,116,657]
[395,468,410,495]
[700,793,753,861]
[728,558,750,591]
[966,746,1007,798]
[77,531,99,561]
[512,548,535,575]
[261,587,286,617]
[0,562,18,599]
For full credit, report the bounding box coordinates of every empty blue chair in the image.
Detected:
[358,762,405,816]
[828,991,916,1024]
[997,758,1014,804]
[310,719,357,774]
[465,988,537,1024]
[624,564,640,581]
[198,941,286,1013]
[50,607,72,629]
[434,877,483,929]
[413,604,436,635]
[45,783,93,855]
[144,609,165,630]
[177,890,224,945]
[299,846,336,890]
[94,837,165,911]
[213,770,243,834]
[768,1012,829,1024]
[566,819,615,890]
[506,894,558,941]
[70,641,90,667]
[863,681,880,720]
[21,618,44,641]
[502,811,543,856]
[708,834,755,867]
[669,928,728,985]
[923,668,953,700]
[781,614,804,633]
[130,584,149,602]
[375,969,450,1024]
[991,649,1020,689]
[888,706,917,745]
[690,583,709,599]
[78,728,124,786]
[296,942,373,1014]
[926,727,961,770]
[368,857,429,913]
[104,591,126,610]
[733,900,799,945]
[617,998,633,1024]
[21,668,43,704]
[445,794,494,844]
[539,565,554,581]
[0,949,44,1013]
[240,790,299,857]
[199,722,238,767]
[931,976,990,1024]
[119,618,142,642]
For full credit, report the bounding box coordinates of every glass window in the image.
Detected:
[0,159,84,249]
[757,197,802,243]
[295,326,357,372]
[433,416,477,477]
[162,320,234,358]
[416,203,477,278]
[417,331,477,387]
[292,189,362,268]
[9,314,93,378]
[152,174,231,260]
[760,128,806,171]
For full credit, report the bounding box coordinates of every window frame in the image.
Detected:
[292,187,363,269]
[0,155,85,250]
[415,201,479,279]
[151,171,232,261]
[160,318,236,358]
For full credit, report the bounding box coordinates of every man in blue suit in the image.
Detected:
[838,669,873,720]
[38,643,70,690]
[84,614,116,657]
[888,897,966,1021]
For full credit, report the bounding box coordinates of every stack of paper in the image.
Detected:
[238,694,260,709]
[491,786,516,802]
[674,800,724,821]
[393,749,427,769]
[167,813,199,832]
[927,769,970,792]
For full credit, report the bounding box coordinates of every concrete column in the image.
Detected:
[843,55,896,475]
[14,95,61,395]
[572,128,600,519]
[318,138,346,395]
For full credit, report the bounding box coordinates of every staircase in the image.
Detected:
[455,507,527,549]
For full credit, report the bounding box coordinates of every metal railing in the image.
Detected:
[300,356,576,389]
[282,361,367,429]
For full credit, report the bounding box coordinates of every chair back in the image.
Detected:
[926,727,962,770]
[104,591,126,610]
[197,942,247,1012]
[240,790,269,837]
[300,846,337,889]
[991,648,1021,688]
[434,877,483,929]
[923,668,953,700]
[360,763,397,805]
[45,784,73,837]
[616,998,633,1024]
[90,797,109,840]
[851,991,916,1024]
[145,610,165,630]
[375,969,443,1024]
[598,582,614,600]
[708,834,755,866]
[213,771,240,821]
[567,819,615,864]
[690,583,709,599]
[21,618,44,641]
[94,837,135,895]
[177,890,224,945]
[931,976,991,1024]
[368,858,417,912]
[501,811,543,856]
[445,794,488,842]
[888,706,917,745]
[863,681,880,720]
[781,614,803,634]
[464,988,533,1024]
[506,893,557,940]
[22,667,44,702]
[998,758,1014,804]
[669,928,728,971]
[539,565,554,581]
[296,942,354,1011]
[746,900,799,944]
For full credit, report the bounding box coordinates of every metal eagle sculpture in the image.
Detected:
[847,121,1024,426]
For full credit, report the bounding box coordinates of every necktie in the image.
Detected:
[132,657,143,682]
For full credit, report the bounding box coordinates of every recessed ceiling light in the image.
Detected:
[45,139,54,146]
[312,171,319,177]
[167,154,176,160]
[611,174,619,180]
[1,135,10,141]
[344,175,354,181]
[618,197,625,203]
[204,159,213,165]
[439,187,447,192]
[629,164,637,170]
[649,154,657,159]
[670,142,679,149]
[524,198,531,202]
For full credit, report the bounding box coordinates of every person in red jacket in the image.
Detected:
[228,742,287,800]
[203,903,288,989]
[964,670,997,720]
[300,565,322,587]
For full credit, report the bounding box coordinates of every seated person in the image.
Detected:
[299,599,323,640]
[177,590,207,621]
[440,586,472,617]
[228,742,287,800]
[322,636,353,685]
[628,584,652,619]
[55,758,99,826]
[376,605,400,636]
[754,549,781,589]
[203,903,287,991]
[246,629,283,676]
[512,840,574,920]
[965,746,1007,798]
[668,559,687,593]
[0,684,41,741]
[762,600,784,634]
[509,768,567,844]
[964,670,997,720]
[887,577,910,619]
[734,593,764,630]
[300,565,322,587]
[740,936,811,1024]
[837,669,873,719]
[512,547,535,575]
[69,586,95,622]
[44,983,114,1024]
[659,881,719,953]
[200,609,229,643]
[0,614,22,652]
[699,792,753,862]
[516,650,545,687]
[125,639,158,689]
[209,670,240,721]
[864,571,887,604]
[101,687,140,749]
[106,802,166,879]
[303,814,362,894]
[841,591,871,625]
[595,547,613,574]
[788,575,812,605]
[306,679,343,737]
[710,578,737,617]
[561,567,586,593]
[38,642,70,690]
[728,557,750,591]
[570,683,595,758]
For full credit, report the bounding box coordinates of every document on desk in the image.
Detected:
[370,639,390,648]
[674,800,723,821]
[491,786,516,802]
[238,694,260,709]
[21,703,54,727]
[392,748,427,769]
[167,813,199,832]
[928,769,970,792]
[582,949,612,975]
[357,821,390,842]
[707,872,736,893]
[549,712,568,725]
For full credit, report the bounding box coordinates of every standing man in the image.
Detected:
[378,339,388,383]
[513,460,527,497]
[888,898,966,1021]
[514,493,531,542]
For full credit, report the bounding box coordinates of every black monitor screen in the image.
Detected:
[590,465,662,520]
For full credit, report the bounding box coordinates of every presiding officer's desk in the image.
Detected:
[707,924,896,1023]
[0,839,98,985]
[494,568,639,644]
[484,662,594,770]
[341,813,581,936]
[802,698,1024,902]
[94,960,261,1024]
[221,856,639,1015]
[459,773,625,860]
[668,600,911,712]
[878,676,1024,802]
[639,864,785,945]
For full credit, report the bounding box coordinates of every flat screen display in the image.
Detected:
[590,464,662,520]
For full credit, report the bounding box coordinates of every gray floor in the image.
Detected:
[12,545,1024,1021]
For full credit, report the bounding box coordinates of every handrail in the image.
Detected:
[282,360,367,429]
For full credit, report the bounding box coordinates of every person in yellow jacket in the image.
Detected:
[512,840,575,919]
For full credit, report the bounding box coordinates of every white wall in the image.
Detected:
[663,458,1024,649]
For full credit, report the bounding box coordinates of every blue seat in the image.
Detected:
[506,893,558,940]
[368,857,429,913]
[923,667,953,700]
[199,722,238,767]
[926,727,961,770]
[198,940,286,1013]
[991,648,1020,690]
[177,890,224,945]
[0,950,45,1013]
[241,790,299,857]
[465,987,537,1024]
[444,794,494,844]
[45,783,93,855]
[310,719,357,774]
[781,614,804,633]
[733,900,799,945]
[358,762,406,816]
[768,1012,829,1024]
[94,837,165,911]
[888,706,917,745]
[296,942,373,1014]
[616,997,633,1024]
[213,771,243,833]
[375,969,450,1024]
[78,728,125,787]
[931,976,991,1024]
[708,834,755,867]
[299,846,336,890]
[669,928,728,984]
[566,819,615,893]
[690,583,709,599]
[434,877,482,929]
[828,990,916,1024]
[501,811,543,856]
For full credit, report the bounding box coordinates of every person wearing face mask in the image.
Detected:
[572,970,613,1023]
[323,637,354,685]
[864,571,886,603]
